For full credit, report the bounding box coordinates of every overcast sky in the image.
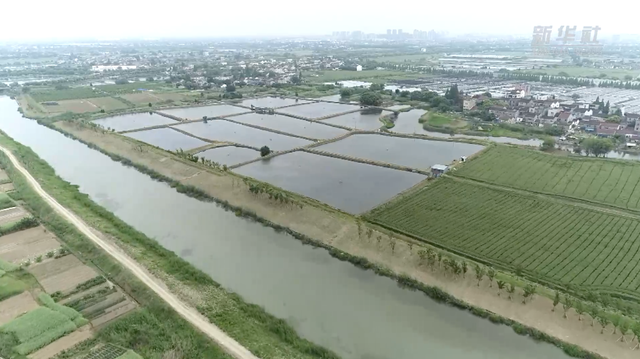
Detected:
[1,0,635,41]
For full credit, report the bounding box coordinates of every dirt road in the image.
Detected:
[0,145,259,359]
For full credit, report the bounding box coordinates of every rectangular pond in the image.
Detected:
[240,97,310,108]
[388,109,427,134]
[174,121,313,151]
[277,102,360,119]
[321,109,392,130]
[93,113,177,132]
[315,134,485,169]
[231,113,348,140]
[234,151,426,214]
[197,146,260,166]
[158,105,248,120]
[124,128,208,151]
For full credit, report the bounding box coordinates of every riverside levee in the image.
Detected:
[0,96,569,359]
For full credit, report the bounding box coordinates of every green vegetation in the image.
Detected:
[38,293,89,327]
[369,177,640,300]
[0,258,19,272]
[454,146,640,211]
[0,307,78,355]
[0,274,26,301]
[0,192,15,209]
[0,216,39,236]
[359,91,383,106]
[30,88,107,102]
[303,70,417,83]
[260,145,271,157]
[0,133,337,359]
[116,350,143,359]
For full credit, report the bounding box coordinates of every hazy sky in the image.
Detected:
[1,0,636,41]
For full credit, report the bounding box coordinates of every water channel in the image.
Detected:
[0,96,569,359]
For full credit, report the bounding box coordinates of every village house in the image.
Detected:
[463,98,477,110]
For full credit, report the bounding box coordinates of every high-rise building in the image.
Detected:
[397,29,403,35]
[387,29,392,35]
[392,29,397,35]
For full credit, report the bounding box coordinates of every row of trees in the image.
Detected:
[575,137,614,157]
[242,178,303,208]
[173,148,227,170]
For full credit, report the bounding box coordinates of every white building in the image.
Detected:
[356,65,363,71]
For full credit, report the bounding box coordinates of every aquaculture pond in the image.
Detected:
[0,96,571,359]
[391,109,544,146]
[174,121,313,151]
[158,105,248,120]
[234,151,426,214]
[315,134,484,169]
[240,97,310,108]
[231,113,348,140]
[124,128,208,151]
[196,146,260,166]
[93,113,177,132]
[321,109,391,130]
[277,102,360,119]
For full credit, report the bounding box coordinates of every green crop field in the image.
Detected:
[368,178,640,299]
[454,146,640,211]
[0,306,79,355]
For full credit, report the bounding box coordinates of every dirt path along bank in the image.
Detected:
[0,145,260,359]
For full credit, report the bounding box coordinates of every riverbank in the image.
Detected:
[0,132,339,359]
[52,121,637,359]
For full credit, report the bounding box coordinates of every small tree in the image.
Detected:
[487,267,496,287]
[522,284,536,304]
[574,300,585,321]
[552,291,560,312]
[631,323,640,349]
[587,305,598,327]
[148,102,152,107]
[260,146,271,157]
[496,280,505,296]
[597,315,610,334]
[617,320,629,342]
[540,137,556,152]
[562,296,573,319]
[474,264,485,286]
[507,283,516,300]
[418,249,427,264]
[461,261,468,278]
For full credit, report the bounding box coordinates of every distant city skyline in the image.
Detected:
[1,0,637,42]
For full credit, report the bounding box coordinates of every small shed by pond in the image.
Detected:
[431,164,449,177]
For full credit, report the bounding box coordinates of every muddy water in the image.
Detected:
[0,97,568,359]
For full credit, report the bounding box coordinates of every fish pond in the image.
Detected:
[240,97,310,108]
[315,134,484,169]
[277,102,360,119]
[231,113,348,140]
[321,109,391,130]
[93,113,177,132]
[124,128,208,151]
[197,146,260,166]
[234,151,426,213]
[158,105,248,120]
[174,121,313,151]
[391,109,543,146]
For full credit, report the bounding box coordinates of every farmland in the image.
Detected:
[369,178,640,299]
[454,146,640,211]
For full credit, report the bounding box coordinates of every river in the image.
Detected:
[0,97,569,359]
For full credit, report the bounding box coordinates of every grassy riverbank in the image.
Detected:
[0,132,339,359]
[38,122,616,358]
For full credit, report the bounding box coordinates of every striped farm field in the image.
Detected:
[368,178,640,299]
[453,146,640,211]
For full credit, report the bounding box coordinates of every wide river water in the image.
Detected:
[0,97,569,359]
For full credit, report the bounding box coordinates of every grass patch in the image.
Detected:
[454,146,640,210]
[0,217,39,236]
[0,192,15,209]
[368,176,640,301]
[0,307,78,355]
[116,350,143,359]
[304,70,415,83]
[0,275,26,301]
[0,258,19,272]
